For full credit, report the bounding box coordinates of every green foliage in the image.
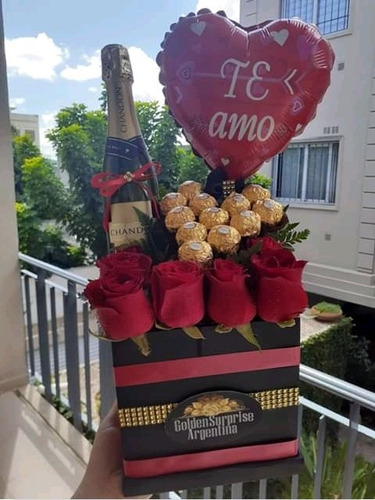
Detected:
[247,172,273,189]
[313,301,342,313]
[176,146,210,186]
[276,433,375,499]
[47,104,108,258]
[16,203,86,267]
[16,202,46,259]
[272,221,310,250]
[301,317,354,435]
[12,134,40,198]
[21,156,66,219]
[42,225,87,268]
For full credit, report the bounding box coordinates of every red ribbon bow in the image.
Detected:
[91,161,162,230]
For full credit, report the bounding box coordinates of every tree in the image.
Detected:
[12,134,40,198]
[176,146,210,186]
[21,156,66,220]
[47,104,108,258]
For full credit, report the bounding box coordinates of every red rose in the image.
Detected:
[251,248,308,323]
[97,249,152,284]
[248,236,283,252]
[151,261,204,328]
[206,259,256,327]
[84,269,154,340]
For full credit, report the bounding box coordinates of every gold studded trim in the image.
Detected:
[118,387,299,428]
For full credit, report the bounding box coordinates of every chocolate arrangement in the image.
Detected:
[85,8,335,496]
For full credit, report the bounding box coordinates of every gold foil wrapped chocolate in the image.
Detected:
[221,193,251,216]
[207,225,241,254]
[160,192,187,215]
[176,221,207,246]
[252,199,284,225]
[178,240,213,266]
[178,180,201,203]
[199,207,230,230]
[165,206,195,231]
[230,210,261,237]
[190,193,217,216]
[242,184,271,204]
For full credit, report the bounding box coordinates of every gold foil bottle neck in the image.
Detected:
[101,44,133,82]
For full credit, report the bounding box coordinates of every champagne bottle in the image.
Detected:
[101,44,158,250]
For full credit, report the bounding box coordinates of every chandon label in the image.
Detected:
[109,201,152,246]
[165,391,262,445]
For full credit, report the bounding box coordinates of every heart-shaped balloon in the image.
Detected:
[157,11,335,180]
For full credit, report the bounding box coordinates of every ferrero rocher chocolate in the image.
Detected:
[230,210,261,237]
[178,180,201,203]
[178,240,213,266]
[189,193,217,216]
[199,207,230,230]
[165,206,195,231]
[160,192,187,215]
[242,184,271,204]
[176,221,207,246]
[252,199,284,225]
[207,225,241,254]
[221,193,251,216]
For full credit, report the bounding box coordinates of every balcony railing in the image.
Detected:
[19,253,375,499]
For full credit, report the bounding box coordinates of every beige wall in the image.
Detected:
[0,0,28,392]
[10,113,40,147]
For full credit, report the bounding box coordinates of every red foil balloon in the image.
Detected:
[158,12,335,180]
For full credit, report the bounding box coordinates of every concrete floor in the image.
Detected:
[0,385,91,499]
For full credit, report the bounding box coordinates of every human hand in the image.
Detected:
[72,404,150,499]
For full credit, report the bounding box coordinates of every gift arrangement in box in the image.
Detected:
[84,8,335,496]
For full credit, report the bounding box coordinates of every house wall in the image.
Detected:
[0,0,28,392]
[10,112,40,147]
[239,0,375,306]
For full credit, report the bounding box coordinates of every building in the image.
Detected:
[10,112,40,147]
[240,0,375,307]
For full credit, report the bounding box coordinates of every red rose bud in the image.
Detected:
[96,248,152,285]
[84,271,154,340]
[206,259,256,327]
[251,248,308,323]
[248,235,283,252]
[151,261,204,328]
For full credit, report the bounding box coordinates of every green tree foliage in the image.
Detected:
[13,134,40,198]
[176,146,210,186]
[21,156,66,219]
[16,202,46,259]
[47,103,108,258]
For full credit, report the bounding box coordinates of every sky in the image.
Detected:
[3,0,240,158]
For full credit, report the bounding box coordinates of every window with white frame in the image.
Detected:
[274,141,338,204]
[281,0,350,35]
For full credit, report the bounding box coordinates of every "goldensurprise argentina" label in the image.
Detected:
[165,391,262,445]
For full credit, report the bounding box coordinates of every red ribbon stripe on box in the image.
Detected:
[123,438,299,477]
[114,347,300,387]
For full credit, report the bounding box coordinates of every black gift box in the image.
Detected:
[112,320,302,496]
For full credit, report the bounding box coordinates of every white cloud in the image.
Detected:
[5,33,68,80]
[195,0,239,22]
[60,51,101,81]
[9,97,25,109]
[60,46,163,103]
[128,47,163,103]
[88,86,99,93]
[39,112,57,159]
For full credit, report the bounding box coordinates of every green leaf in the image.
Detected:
[277,319,296,328]
[215,324,233,334]
[131,334,151,356]
[182,326,205,340]
[236,323,261,350]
